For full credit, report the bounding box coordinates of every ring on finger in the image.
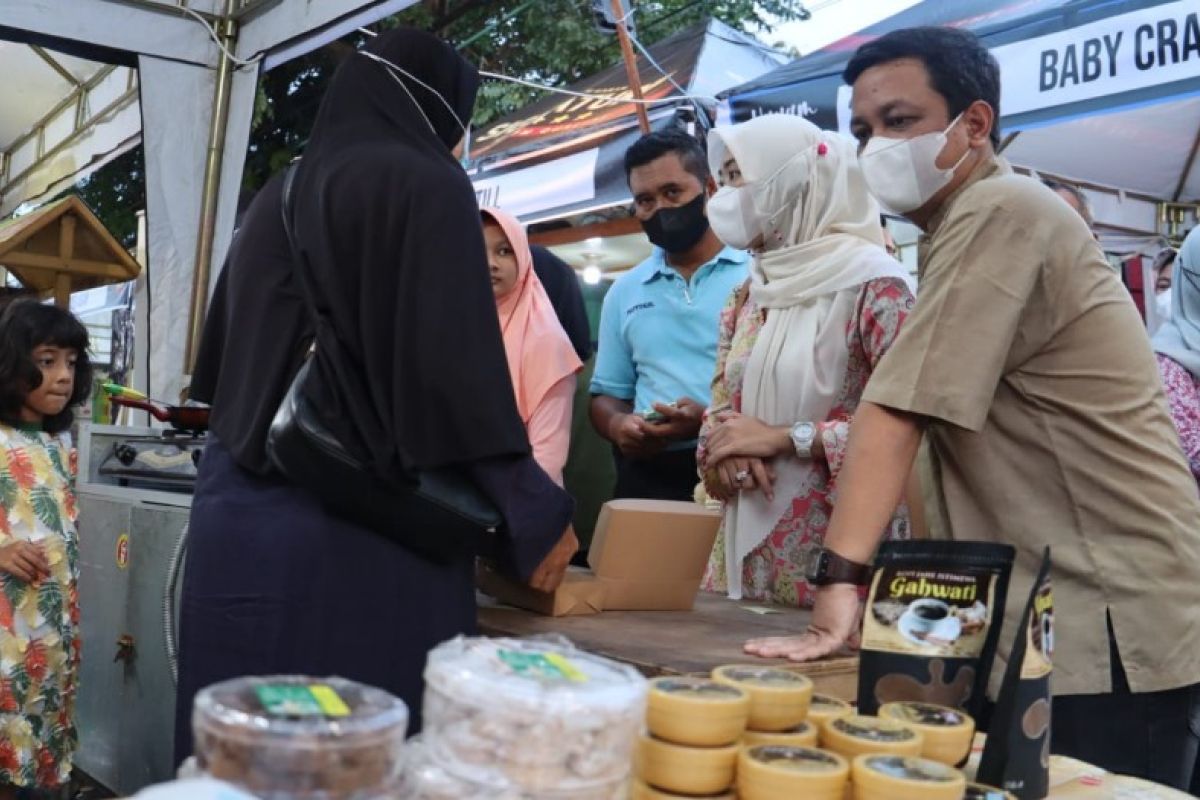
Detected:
[735,469,750,483]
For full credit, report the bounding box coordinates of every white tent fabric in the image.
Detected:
[0,0,419,403]
[0,44,141,217]
[1006,95,1200,203]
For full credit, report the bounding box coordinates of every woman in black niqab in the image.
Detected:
[176,29,574,761]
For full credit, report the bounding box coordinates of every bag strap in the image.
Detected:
[279,161,320,358]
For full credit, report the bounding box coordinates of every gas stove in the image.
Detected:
[80,424,206,495]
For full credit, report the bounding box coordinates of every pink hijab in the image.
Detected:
[482,208,583,423]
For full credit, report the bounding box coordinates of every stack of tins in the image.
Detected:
[636,671,1016,799]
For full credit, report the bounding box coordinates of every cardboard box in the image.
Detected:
[588,499,721,611]
[476,499,721,616]
[476,562,604,617]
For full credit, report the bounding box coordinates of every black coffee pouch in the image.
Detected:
[978,547,1053,799]
[858,540,1015,719]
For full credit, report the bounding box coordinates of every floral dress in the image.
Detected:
[0,424,79,789]
[698,277,914,608]
[1157,354,1200,485]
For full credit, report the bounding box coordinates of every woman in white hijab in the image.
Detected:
[1153,226,1200,485]
[697,114,914,608]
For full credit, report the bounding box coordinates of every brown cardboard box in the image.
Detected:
[476,562,604,617]
[587,499,721,611]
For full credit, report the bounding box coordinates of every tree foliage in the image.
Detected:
[62,0,806,239]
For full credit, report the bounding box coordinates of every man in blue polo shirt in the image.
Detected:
[590,129,749,500]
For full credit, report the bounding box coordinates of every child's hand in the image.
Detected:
[0,541,50,583]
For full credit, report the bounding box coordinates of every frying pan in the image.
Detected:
[110,396,210,432]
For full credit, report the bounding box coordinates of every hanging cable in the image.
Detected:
[181,6,264,69]
[626,31,688,96]
[478,69,715,104]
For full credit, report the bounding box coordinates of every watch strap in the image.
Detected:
[809,548,872,587]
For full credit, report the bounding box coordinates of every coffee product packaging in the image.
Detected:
[858,541,1015,720]
[978,547,1053,800]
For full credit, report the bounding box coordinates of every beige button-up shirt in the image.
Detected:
[864,155,1200,697]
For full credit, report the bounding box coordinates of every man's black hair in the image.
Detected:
[0,300,93,434]
[844,27,1002,149]
[1042,179,1093,227]
[624,129,709,185]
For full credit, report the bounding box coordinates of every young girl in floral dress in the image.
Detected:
[0,301,89,797]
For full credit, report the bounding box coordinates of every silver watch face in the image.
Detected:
[791,422,817,456]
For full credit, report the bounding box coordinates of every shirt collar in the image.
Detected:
[922,152,1009,238]
[640,245,749,284]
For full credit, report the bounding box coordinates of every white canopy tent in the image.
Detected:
[0,0,420,404]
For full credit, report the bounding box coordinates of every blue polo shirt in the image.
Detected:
[590,245,749,439]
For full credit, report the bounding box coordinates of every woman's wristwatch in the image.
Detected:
[790,421,817,458]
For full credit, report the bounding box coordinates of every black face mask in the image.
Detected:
[641,193,710,255]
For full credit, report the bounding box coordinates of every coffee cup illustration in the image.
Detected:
[904,599,952,635]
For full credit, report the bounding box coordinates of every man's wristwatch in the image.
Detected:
[790,421,817,458]
[806,547,872,587]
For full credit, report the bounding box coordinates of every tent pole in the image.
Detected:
[1173,125,1200,203]
[613,0,651,135]
[185,0,239,375]
[997,130,1021,155]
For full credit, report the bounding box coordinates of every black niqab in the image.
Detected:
[193,29,528,476]
[290,29,528,475]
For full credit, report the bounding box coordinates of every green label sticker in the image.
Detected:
[255,684,350,717]
[498,650,587,682]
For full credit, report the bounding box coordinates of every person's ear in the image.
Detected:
[964,100,994,149]
[705,175,718,198]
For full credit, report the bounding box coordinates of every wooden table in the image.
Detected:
[477,592,859,701]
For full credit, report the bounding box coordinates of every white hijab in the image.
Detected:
[1153,227,1200,380]
[707,115,910,598]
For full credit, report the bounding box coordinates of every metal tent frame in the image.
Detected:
[0,0,419,403]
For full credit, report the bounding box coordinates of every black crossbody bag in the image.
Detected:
[265,164,503,563]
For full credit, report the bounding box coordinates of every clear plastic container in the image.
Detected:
[401,737,627,800]
[422,636,647,791]
[192,675,408,799]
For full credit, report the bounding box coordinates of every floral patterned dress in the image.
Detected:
[1157,354,1200,485]
[0,424,79,789]
[698,277,913,608]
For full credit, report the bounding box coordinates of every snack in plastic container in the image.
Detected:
[737,745,849,800]
[645,676,750,746]
[634,733,738,796]
[710,665,813,731]
[741,720,819,748]
[850,753,965,800]
[878,700,975,765]
[819,714,923,760]
[807,694,853,728]
[422,635,648,791]
[192,675,407,799]
[401,736,627,799]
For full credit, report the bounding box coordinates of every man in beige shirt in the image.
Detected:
[740,27,1200,789]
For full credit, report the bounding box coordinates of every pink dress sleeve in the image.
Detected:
[1157,355,1200,484]
[527,374,576,486]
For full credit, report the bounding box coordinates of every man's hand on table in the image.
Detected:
[744,584,862,661]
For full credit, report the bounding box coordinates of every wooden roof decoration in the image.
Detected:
[0,196,141,307]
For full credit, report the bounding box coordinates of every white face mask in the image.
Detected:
[858,114,971,215]
[708,185,757,251]
[1156,288,1173,321]
[707,149,814,252]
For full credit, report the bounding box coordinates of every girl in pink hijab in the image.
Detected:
[482,208,583,485]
